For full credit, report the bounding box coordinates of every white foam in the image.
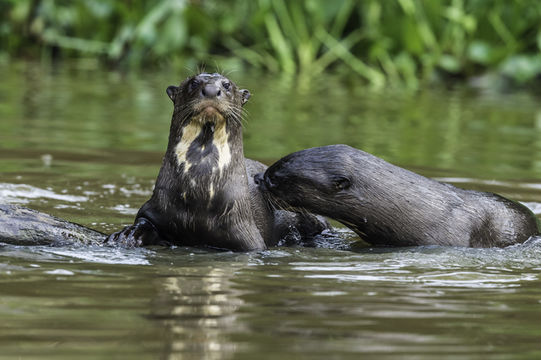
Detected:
[110,204,139,215]
[45,269,75,276]
[40,246,152,265]
[0,183,88,204]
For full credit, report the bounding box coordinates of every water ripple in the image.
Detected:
[0,244,152,265]
[0,183,88,204]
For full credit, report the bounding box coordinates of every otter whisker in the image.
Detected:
[213,61,222,75]
[263,192,307,215]
[183,64,196,74]
[197,63,207,75]
[223,68,238,77]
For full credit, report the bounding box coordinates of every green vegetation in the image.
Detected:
[2,0,541,88]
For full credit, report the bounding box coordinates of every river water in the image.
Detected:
[1,61,541,359]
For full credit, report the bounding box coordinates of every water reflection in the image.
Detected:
[150,255,248,360]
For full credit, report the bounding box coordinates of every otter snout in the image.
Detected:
[201,84,221,99]
[254,172,265,188]
[254,172,276,192]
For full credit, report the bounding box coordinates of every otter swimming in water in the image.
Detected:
[255,144,540,248]
[105,73,329,250]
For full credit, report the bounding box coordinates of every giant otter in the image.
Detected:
[255,144,540,248]
[0,73,328,250]
[106,73,328,250]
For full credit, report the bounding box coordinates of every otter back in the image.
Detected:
[257,144,540,248]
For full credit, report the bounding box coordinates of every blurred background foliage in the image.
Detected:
[2,0,541,88]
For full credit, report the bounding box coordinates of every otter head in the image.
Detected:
[166,73,250,127]
[166,73,252,177]
[255,146,354,217]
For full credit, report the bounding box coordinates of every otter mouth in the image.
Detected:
[201,105,220,116]
[194,100,226,116]
[189,101,226,125]
[254,172,273,193]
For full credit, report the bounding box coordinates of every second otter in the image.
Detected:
[256,145,540,248]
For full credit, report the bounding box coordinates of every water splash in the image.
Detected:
[0,244,152,265]
[0,183,88,204]
[254,237,541,289]
[110,204,138,215]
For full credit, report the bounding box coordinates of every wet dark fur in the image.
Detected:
[0,204,105,246]
[256,145,540,248]
[107,73,328,251]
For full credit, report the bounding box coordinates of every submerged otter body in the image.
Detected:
[256,145,540,248]
[0,204,106,246]
[107,73,328,251]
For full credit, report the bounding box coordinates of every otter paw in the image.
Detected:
[105,225,145,248]
[105,217,162,248]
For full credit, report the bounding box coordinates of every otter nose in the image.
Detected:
[254,173,275,191]
[201,84,221,98]
[254,173,264,186]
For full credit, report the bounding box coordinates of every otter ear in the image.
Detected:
[166,86,179,102]
[240,89,251,105]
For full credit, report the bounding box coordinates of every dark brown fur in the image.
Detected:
[256,145,540,248]
[107,73,328,250]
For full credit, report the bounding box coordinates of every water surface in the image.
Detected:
[1,62,541,359]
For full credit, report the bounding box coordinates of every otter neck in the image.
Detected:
[163,113,246,204]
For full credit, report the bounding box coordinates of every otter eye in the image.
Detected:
[222,81,231,90]
[332,176,351,191]
[189,79,200,91]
